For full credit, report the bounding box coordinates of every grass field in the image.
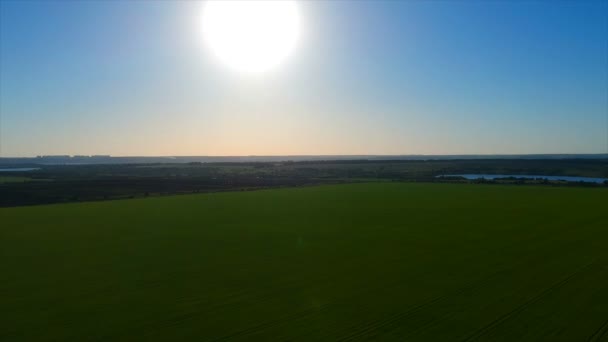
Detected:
[0,176,31,183]
[2,183,607,341]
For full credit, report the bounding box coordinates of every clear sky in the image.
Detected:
[1,0,607,157]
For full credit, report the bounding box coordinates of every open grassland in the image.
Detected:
[1,183,607,341]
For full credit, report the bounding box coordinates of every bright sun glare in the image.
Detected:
[202,0,301,73]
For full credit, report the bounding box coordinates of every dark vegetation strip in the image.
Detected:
[1,159,606,207]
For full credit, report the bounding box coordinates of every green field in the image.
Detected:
[0,176,31,183]
[2,183,607,341]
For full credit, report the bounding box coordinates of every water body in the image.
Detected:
[437,174,607,184]
[0,168,40,172]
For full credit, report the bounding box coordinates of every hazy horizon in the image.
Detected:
[1,0,607,157]
[3,152,608,159]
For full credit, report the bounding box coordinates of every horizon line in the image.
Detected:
[2,153,608,159]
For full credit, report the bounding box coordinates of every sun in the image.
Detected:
[202,0,301,73]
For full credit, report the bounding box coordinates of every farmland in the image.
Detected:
[0,158,606,207]
[1,183,607,341]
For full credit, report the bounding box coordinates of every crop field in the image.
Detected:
[2,183,607,341]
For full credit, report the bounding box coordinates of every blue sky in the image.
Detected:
[1,0,607,156]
